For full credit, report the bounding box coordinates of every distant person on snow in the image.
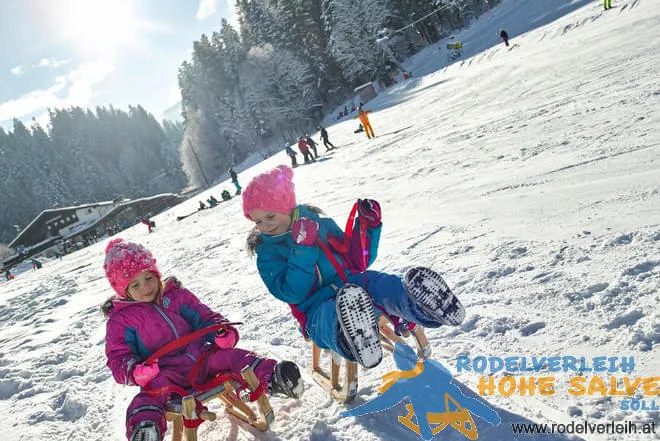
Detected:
[355,103,375,139]
[31,258,42,270]
[100,239,303,441]
[318,126,336,151]
[304,134,319,159]
[141,218,155,233]
[603,0,612,9]
[297,137,315,164]
[285,145,298,168]
[221,189,232,201]
[207,195,219,207]
[198,201,207,210]
[499,29,509,47]
[241,165,466,370]
[229,168,242,195]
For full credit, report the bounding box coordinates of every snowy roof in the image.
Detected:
[354,82,375,91]
[8,194,182,249]
[56,193,183,242]
[8,201,115,248]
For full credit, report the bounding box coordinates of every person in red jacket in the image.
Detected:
[297,136,316,164]
[141,218,155,233]
[304,133,319,158]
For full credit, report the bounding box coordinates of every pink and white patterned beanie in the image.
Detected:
[103,238,161,298]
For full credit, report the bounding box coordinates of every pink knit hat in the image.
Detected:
[103,238,161,298]
[242,165,296,220]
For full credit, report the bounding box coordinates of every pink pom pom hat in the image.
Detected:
[242,165,297,220]
[103,239,161,298]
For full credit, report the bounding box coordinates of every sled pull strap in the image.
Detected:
[317,239,348,283]
[144,322,241,365]
[343,201,359,244]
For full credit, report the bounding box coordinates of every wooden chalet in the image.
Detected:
[3,194,184,268]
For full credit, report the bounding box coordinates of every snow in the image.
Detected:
[1,0,658,440]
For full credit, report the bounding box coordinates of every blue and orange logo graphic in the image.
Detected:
[341,343,501,440]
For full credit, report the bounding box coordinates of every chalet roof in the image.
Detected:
[9,201,114,248]
[354,82,375,92]
[54,193,182,243]
[8,194,182,249]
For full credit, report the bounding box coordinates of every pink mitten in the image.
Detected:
[214,327,239,349]
[291,217,319,246]
[132,362,160,387]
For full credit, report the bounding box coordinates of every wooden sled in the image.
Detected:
[164,366,274,441]
[311,316,431,403]
[176,211,202,221]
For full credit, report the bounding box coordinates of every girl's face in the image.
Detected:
[126,271,161,303]
[250,210,291,236]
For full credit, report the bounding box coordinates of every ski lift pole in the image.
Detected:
[188,140,210,189]
[375,36,406,73]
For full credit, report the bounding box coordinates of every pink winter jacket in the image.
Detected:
[105,280,235,385]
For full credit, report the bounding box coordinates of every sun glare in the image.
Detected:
[58,0,141,56]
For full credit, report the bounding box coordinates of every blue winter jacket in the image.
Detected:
[254,205,381,317]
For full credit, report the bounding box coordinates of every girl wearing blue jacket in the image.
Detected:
[243,165,464,368]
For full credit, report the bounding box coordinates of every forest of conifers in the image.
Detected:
[0,0,498,245]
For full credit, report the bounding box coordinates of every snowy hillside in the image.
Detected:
[1,1,658,440]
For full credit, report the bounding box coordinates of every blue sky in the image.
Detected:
[0,0,234,130]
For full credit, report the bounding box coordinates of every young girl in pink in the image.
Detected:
[102,239,302,441]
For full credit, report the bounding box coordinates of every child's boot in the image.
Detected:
[336,284,383,369]
[130,421,160,441]
[269,361,304,398]
[403,266,466,326]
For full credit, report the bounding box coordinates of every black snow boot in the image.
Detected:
[403,266,466,326]
[130,421,160,441]
[269,361,304,398]
[336,283,383,369]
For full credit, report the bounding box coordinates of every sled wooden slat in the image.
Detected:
[164,366,274,440]
[311,316,431,403]
[311,343,359,403]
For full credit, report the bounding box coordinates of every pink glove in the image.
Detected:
[291,217,319,246]
[132,362,160,387]
[357,199,382,228]
[214,327,239,349]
